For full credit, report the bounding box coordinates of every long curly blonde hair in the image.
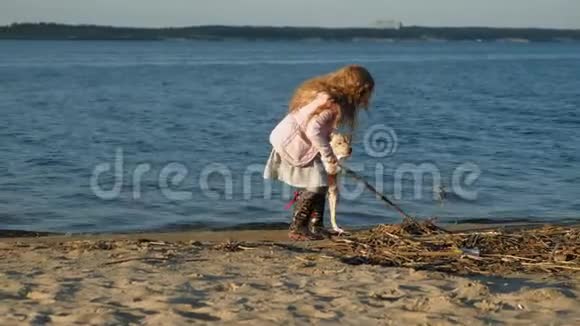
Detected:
[289,65,375,130]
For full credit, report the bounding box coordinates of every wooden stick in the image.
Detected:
[521,263,580,271]
[341,165,413,220]
[103,257,169,266]
[482,254,537,261]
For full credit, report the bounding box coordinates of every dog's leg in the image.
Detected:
[328,186,345,235]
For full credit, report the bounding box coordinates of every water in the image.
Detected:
[1,40,579,233]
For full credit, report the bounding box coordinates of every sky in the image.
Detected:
[1,0,580,29]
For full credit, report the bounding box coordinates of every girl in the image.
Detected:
[264,65,375,241]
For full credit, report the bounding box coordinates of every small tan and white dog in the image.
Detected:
[328,133,352,235]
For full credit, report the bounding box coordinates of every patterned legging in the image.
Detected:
[289,187,328,232]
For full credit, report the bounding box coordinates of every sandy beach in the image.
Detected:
[0,229,578,326]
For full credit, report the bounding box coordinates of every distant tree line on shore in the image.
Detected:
[1,22,580,42]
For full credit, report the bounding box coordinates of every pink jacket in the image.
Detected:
[269,93,338,167]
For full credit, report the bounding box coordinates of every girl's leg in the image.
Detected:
[288,189,324,241]
[307,186,328,237]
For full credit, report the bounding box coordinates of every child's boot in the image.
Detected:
[288,190,324,241]
[308,190,328,238]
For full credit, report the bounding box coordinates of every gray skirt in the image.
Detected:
[263,149,328,189]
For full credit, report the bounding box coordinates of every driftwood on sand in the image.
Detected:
[327,218,580,276]
[12,219,577,277]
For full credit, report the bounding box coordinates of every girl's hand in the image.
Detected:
[323,156,340,176]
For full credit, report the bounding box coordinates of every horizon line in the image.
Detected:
[3,21,580,32]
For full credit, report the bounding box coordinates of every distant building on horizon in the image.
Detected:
[372,19,403,30]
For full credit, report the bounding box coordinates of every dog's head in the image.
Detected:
[330,133,352,160]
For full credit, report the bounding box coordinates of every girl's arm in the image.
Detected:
[305,107,339,174]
